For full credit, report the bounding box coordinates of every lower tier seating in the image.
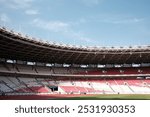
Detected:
[1,76,150,94]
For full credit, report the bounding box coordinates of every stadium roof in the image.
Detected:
[0,27,150,65]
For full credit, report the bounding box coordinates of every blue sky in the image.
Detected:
[0,0,150,46]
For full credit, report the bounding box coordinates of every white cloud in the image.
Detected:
[32,19,70,32]
[25,9,39,15]
[108,18,143,24]
[89,14,144,24]
[0,14,10,23]
[67,30,93,43]
[0,0,34,9]
[81,0,104,6]
[102,18,144,24]
[31,18,94,43]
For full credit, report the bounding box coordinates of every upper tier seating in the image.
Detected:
[36,66,53,74]
[0,62,150,76]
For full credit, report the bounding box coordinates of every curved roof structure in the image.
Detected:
[0,27,150,65]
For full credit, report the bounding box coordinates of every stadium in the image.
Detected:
[0,26,150,100]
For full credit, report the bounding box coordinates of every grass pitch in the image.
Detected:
[55,94,150,100]
[1,94,150,100]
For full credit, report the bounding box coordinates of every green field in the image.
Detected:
[54,94,150,100]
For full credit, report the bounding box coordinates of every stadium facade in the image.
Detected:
[0,26,150,97]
